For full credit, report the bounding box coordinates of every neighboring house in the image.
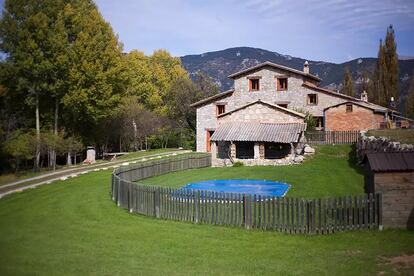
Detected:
[191,61,395,166]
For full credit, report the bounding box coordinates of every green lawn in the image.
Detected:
[0,146,413,275]
[141,145,364,198]
[367,129,414,144]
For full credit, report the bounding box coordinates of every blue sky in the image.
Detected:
[94,0,414,63]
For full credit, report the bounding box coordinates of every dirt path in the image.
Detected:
[0,150,191,199]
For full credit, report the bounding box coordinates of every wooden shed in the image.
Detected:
[364,152,414,229]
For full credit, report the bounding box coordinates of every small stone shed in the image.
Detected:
[364,152,414,229]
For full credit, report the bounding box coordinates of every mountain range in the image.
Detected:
[181,47,414,109]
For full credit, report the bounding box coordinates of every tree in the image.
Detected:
[406,72,414,119]
[0,0,69,169]
[4,130,36,173]
[147,50,189,114]
[61,1,126,142]
[373,25,399,107]
[341,67,355,97]
[361,70,374,101]
[166,72,218,132]
[384,25,399,104]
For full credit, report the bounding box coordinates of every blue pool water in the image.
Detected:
[182,179,290,197]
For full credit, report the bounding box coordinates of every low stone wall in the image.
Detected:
[374,172,414,229]
[357,132,414,161]
[212,155,298,167]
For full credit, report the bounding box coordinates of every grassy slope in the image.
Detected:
[141,145,364,198]
[0,146,413,275]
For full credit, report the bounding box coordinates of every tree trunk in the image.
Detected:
[132,119,137,151]
[35,94,41,170]
[67,152,72,166]
[52,99,58,171]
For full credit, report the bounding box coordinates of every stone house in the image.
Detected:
[191,61,392,166]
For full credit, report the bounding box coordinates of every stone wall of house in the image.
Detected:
[325,104,384,131]
[357,132,414,161]
[218,102,304,124]
[196,94,235,152]
[233,67,347,117]
[375,172,414,229]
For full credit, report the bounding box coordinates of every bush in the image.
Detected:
[232,161,244,167]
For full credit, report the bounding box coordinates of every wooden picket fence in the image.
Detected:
[112,154,383,234]
[305,131,360,145]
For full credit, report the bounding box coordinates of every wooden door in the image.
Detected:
[206,130,214,152]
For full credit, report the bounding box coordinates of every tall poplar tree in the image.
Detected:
[341,67,355,97]
[373,25,399,108]
[384,25,399,104]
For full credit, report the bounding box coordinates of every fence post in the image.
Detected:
[128,183,132,213]
[377,193,383,231]
[243,195,251,230]
[117,178,121,206]
[194,190,200,223]
[154,187,160,218]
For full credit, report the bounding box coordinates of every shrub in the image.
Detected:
[232,161,244,167]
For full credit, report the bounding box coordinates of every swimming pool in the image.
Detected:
[182,179,290,197]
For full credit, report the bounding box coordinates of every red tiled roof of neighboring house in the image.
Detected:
[303,81,390,113]
[228,61,322,82]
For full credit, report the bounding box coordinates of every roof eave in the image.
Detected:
[190,89,234,108]
[228,61,321,82]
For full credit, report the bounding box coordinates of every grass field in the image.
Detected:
[0,146,413,275]
[367,128,414,144]
[141,145,364,198]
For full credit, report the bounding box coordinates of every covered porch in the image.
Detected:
[210,122,306,166]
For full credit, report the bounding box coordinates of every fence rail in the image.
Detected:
[111,154,382,234]
[305,131,360,145]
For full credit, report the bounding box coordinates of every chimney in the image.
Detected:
[303,61,309,74]
[361,90,368,102]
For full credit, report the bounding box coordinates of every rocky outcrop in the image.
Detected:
[357,132,414,161]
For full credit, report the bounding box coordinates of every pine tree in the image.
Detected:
[341,67,355,97]
[406,72,414,119]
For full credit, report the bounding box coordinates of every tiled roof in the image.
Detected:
[217,100,306,119]
[324,101,388,113]
[190,89,234,107]
[228,61,321,82]
[365,152,414,172]
[210,122,306,143]
[303,82,389,113]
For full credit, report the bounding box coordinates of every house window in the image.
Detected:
[277,78,288,91]
[315,117,324,129]
[249,79,260,91]
[216,104,225,116]
[307,94,318,105]
[346,104,353,113]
